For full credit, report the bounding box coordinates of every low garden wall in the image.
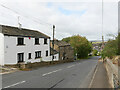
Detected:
[25,60,74,69]
[104,56,120,88]
[5,60,74,70]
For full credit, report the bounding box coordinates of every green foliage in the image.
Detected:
[62,37,71,43]
[118,33,120,55]
[102,39,118,58]
[62,35,92,59]
[93,49,98,56]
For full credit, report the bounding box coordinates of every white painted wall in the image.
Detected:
[4,36,51,65]
[0,33,4,65]
[53,54,59,61]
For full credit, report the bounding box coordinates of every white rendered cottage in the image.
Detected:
[0,25,53,65]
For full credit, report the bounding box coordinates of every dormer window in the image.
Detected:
[17,38,24,45]
[44,38,47,44]
[35,38,39,45]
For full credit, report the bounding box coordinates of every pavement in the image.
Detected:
[2,56,109,89]
[90,60,111,88]
[0,66,18,75]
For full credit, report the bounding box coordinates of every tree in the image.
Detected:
[102,39,118,58]
[62,37,71,43]
[107,34,117,40]
[93,49,98,56]
[62,35,92,58]
[118,32,120,55]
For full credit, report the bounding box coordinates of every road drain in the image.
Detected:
[48,79,64,90]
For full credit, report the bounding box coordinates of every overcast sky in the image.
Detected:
[0,0,119,41]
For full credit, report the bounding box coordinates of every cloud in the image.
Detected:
[0,0,118,41]
[57,6,87,16]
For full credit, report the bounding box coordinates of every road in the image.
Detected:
[2,56,99,89]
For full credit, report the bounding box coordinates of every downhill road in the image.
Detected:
[2,56,99,89]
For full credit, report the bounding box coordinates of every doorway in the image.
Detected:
[18,53,24,63]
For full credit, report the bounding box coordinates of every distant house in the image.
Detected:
[0,25,51,65]
[50,40,74,60]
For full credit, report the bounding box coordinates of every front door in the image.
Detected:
[18,53,24,63]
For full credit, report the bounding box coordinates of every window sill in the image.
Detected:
[35,44,40,45]
[17,44,26,46]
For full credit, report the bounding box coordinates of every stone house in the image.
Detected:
[50,40,74,60]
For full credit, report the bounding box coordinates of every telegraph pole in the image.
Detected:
[52,25,55,62]
[118,2,120,55]
[101,0,105,62]
[101,0,104,50]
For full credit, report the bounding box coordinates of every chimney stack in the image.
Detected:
[18,23,22,30]
[18,16,22,30]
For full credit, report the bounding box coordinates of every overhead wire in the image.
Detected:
[0,3,53,29]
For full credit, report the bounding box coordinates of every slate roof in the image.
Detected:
[0,25,50,38]
[51,40,70,46]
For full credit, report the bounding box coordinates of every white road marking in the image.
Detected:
[67,65,75,68]
[4,81,26,88]
[89,65,98,88]
[42,69,62,76]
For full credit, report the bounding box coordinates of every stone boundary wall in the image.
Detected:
[104,58,119,88]
[0,65,2,89]
[5,60,74,70]
[25,60,74,69]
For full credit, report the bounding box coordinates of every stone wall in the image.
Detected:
[24,60,74,69]
[59,45,74,60]
[104,58,119,88]
[5,60,74,70]
[50,40,74,61]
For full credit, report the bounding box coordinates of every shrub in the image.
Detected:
[102,39,118,58]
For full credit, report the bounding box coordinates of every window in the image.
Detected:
[44,38,47,44]
[35,51,41,58]
[35,38,39,45]
[46,50,48,56]
[17,38,24,45]
[28,53,31,59]
[17,53,24,63]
